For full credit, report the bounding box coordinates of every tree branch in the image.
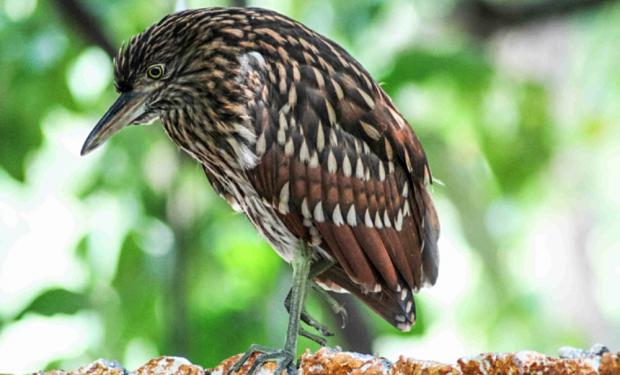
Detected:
[457,0,619,37]
[51,0,116,57]
[230,0,248,7]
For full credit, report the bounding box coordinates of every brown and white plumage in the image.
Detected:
[85,7,440,332]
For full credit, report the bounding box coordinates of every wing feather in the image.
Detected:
[242,52,438,330]
[351,226,398,290]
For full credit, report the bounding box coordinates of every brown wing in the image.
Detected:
[242,23,439,330]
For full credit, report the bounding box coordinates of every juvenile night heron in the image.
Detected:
[81,7,439,374]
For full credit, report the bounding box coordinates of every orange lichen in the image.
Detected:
[42,347,620,374]
[392,355,459,374]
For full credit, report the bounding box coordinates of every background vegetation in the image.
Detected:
[0,0,619,372]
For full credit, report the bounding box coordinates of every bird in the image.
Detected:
[81,6,440,374]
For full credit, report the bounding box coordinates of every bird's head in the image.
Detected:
[81,10,211,155]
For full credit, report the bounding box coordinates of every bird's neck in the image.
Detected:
[159,53,262,171]
[160,105,258,172]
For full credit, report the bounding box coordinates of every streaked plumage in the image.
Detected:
[87,6,439,338]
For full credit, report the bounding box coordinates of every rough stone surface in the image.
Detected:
[42,357,205,375]
[40,345,620,374]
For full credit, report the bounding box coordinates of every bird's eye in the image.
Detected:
[147,64,165,79]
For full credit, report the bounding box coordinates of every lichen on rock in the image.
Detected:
[41,345,620,374]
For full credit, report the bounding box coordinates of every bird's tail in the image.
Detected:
[317,266,415,332]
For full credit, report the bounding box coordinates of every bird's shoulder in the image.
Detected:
[238,49,432,188]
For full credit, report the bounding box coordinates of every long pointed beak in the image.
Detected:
[81,92,147,156]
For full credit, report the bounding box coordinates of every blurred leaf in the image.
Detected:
[74,235,89,260]
[16,288,89,319]
[382,47,493,96]
[0,1,79,181]
[478,83,555,194]
[44,359,65,371]
[112,231,165,343]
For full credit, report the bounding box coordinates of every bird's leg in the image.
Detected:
[274,243,312,374]
[228,242,312,375]
[285,278,348,340]
[308,258,337,278]
[284,288,333,341]
[283,258,336,339]
[310,282,348,329]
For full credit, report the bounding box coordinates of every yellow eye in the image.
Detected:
[147,64,164,79]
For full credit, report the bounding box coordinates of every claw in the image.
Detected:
[247,350,294,374]
[228,345,295,375]
[334,302,348,329]
[226,344,271,375]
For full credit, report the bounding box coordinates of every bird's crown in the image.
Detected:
[113,8,219,93]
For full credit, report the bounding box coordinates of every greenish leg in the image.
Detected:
[283,257,348,339]
[284,287,334,339]
[276,242,312,374]
[298,327,328,347]
[310,282,348,329]
[283,258,338,338]
[228,242,313,375]
[307,258,336,278]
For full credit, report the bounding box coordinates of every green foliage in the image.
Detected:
[112,232,166,343]
[16,289,90,320]
[0,1,76,181]
[383,47,493,95]
[477,83,555,195]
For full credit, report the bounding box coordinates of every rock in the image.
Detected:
[40,345,620,374]
[42,357,206,375]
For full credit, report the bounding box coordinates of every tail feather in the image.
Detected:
[421,187,440,286]
[318,266,415,331]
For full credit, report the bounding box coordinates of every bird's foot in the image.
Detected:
[284,287,334,339]
[300,310,334,338]
[227,344,296,375]
[329,300,348,329]
[311,282,348,328]
[299,328,328,347]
